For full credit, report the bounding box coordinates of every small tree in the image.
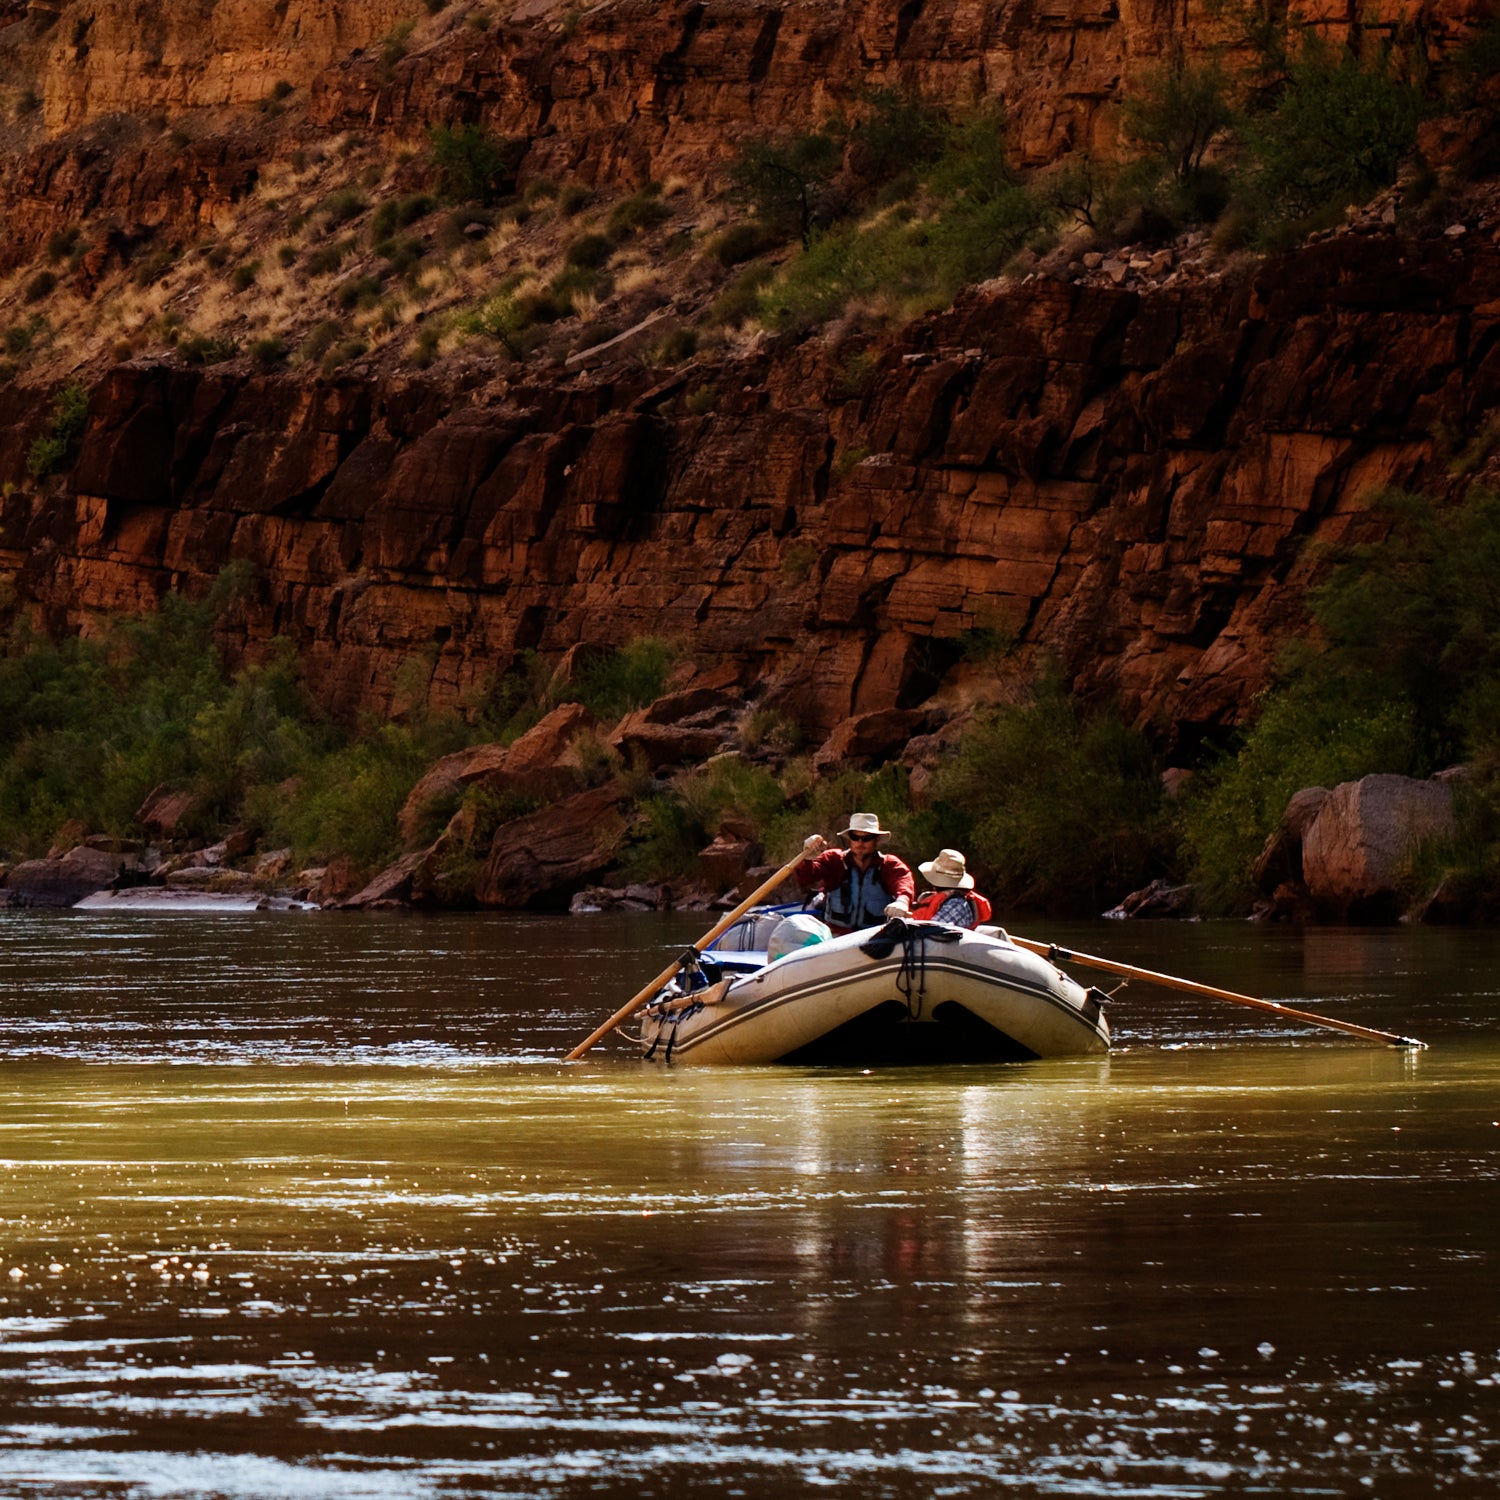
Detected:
[1123,53,1236,184]
[728,128,843,246]
[427,124,522,205]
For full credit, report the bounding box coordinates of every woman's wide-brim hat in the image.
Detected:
[841,811,891,838]
[919,848,974,890]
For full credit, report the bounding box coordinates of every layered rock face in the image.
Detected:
[2,230,1495,748]
[7,0,416,131]
[1,0,1482,268]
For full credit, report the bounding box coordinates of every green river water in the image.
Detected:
[0,909,1495,1497]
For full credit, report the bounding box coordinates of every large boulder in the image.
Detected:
[1252,785,1331,891]
[135,784,203,839]
[396,703,597,846]
[813,708,929,771]
[2,845,123,907]
[1301,774,1455,922]
[474,782,628,908]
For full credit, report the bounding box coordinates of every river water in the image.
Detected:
[0,909,1495,1498]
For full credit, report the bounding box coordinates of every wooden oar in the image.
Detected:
[564,854,806,1061]
[1008,934,1427,1050]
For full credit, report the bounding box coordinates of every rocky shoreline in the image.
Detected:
[0,698,1471,926]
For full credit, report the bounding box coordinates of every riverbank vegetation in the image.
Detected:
[1179,481,1500,913]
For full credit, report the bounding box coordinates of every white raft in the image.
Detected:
[636,912,1111,1066]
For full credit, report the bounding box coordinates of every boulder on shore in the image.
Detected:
[2,845,126,907]
[475,782,627,907]
[1301,773,1455,922]
[396,703,598,847]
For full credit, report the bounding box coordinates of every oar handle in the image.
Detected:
[1010,936,1427,1050]
[564,854,806,1061]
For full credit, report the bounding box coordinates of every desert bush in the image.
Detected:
[320,187,368,227]
[924,678,1172,914]
[230,261,259,292]
[848,89,945,188]
[249,336,288,370]
[46,226,80,262]
[320,338,368,372]
[23,270,57,303]
[1180,681,1418,912]
[299,320,343,364]
[132,246,178,286]
[708,220,782,266]
[647,326,698,365]
[428,124,522,205]
[336,274,384,311]
[728,129,843,246]
[606,188,671,238]
[304,239,355,277]
[564,231,614,269]
[178,333,238,365]
[1238,38,1425,240]
[370,193,436,242]
[705,262,776,327]
[1179,485,1500,908]
[758,105,1051,328]
[564,637,676,721]
[24,381,89,481]
[1123,54,1236,185]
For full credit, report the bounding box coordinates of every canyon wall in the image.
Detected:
[3,228,1494,753]
[3,0,1487,267]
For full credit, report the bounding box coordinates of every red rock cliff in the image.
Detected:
[2,228,1494,753]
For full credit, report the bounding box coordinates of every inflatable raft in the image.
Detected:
[635,909,1112,1066]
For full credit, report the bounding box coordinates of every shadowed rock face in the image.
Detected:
[1,230,1495,746]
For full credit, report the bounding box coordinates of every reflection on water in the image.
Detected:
[0,911,1495,1496]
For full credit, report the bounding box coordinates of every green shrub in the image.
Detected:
[1180,681,1419,911]
[708,220,782,266]
[756,105,1051,329]
[132,246,178,286]
[1122,54,1236,185]
[23,270,56,303]
[647,327,698,365]
[304,239,355,276]
[925,679,1172,914]
[46,226,80,262]
[606,188,670,238]
[1239,38,1425,238]
[320,187,368,227]
[1178,485,1500,909]
[563,637,676,721]
[428,124,521,205]
[705,262,776,327]
[849,89,946,186]
[728,130,843,246]
[230,261,259,292]
[249,336,288,370]
[370,193,435,243]
[336,274,384,310]
[320,338,368,372]
[24,380,89,481]
[299,320,343,364]
[178,333,238,365]
[564,231,614,269]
